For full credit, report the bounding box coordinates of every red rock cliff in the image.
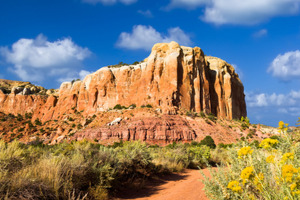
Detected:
[0,42,246,121]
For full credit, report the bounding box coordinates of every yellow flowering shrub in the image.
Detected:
[237,146,253,158]
[227,180,242,192]
[241,166,254,184]
[202,120,300,200]
[278,121,289,132]
[259,138,279,149]
[253,173,264,191]
[266,155,275,163]
[282,165,298,183]
[281,152,294,163]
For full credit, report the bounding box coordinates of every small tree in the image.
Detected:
[199,136,216,149]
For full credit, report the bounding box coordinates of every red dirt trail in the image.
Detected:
[115,169,211,200]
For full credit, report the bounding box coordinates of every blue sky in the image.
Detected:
[1,0,300,126]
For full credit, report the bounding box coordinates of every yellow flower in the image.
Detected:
[241,166,254,184]
[238,146,253,158]
[259,138,279,149]
[290,183,297,191]
[266,155,275,163]
[278,121,289,132]
[282,165,298,182]
[254,173,264,191]
[281,153,294,163]
[293,190,300,196]
[227,180,242,192]
[279,121,284,128]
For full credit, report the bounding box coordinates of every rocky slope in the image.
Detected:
[0,42,248,144]
[0,107,266,145]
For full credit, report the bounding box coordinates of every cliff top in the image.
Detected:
[0,79,56,95]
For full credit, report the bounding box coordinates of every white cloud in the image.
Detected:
[268,50,300,81]
[246,90,300,118]
[138,10,153,18]
[246,91,298,108]
[57,70,93,83]
[82,0,136,5]
[79,70,93,80]
[119,0,137,5]
[253,29,268,38]
[166,0,210,10]
[0,34,91,84]
[116,25,192,50]
[166,0,300,25]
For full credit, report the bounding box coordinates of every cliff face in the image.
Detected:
[0,42,246,122]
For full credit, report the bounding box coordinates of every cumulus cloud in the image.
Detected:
[138,10,153,18]
[82,0,137,5]
[166,0,210,10]
[246,90,300,120]
[253,29,268,38]
[79,70,93,80]
[166,0,300,25]
[57,70,93,83]
[268,50,300,81]
[0,34,91,84]
[246,90,300,117]
[116,25,191,50]
[246,91,299,108]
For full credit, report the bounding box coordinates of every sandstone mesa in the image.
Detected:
[0,42,250,144]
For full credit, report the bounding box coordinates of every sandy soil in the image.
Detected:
[115,169,211,200]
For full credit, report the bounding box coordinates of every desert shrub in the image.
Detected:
[150,144,189,172]
[68,117,74,121]
[188,145,211,168]
[246,129,256,138]
[207,113,216,122]
[113,104,127,110]
[34,118,42,126]
[210,147,231,165]
[129,104,136,108]
[199,136,216,149]
[25,112,33,119]
[202,121,300,200]
[186,111,197,118]
[8,113,15,119]
[17,114,23,121]
[141,104,152,108]
[218,143,233,149]
[77,124,83,129]
[0,139,214,199]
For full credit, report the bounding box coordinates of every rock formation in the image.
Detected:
[0,42,246,123]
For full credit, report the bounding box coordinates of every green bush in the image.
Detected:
[113,104,127,110]
[34,118,42,126]
[17,114,23,121]
[199,136,216,149]
[129,104,136,108]
[25,113,32,119]
[188,145,211,168]
[141,104,152,108]
[207,113,216,122]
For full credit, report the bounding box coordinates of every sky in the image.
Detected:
[1,0,300,126]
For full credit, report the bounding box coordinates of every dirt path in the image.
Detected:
[115,168,212,200]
